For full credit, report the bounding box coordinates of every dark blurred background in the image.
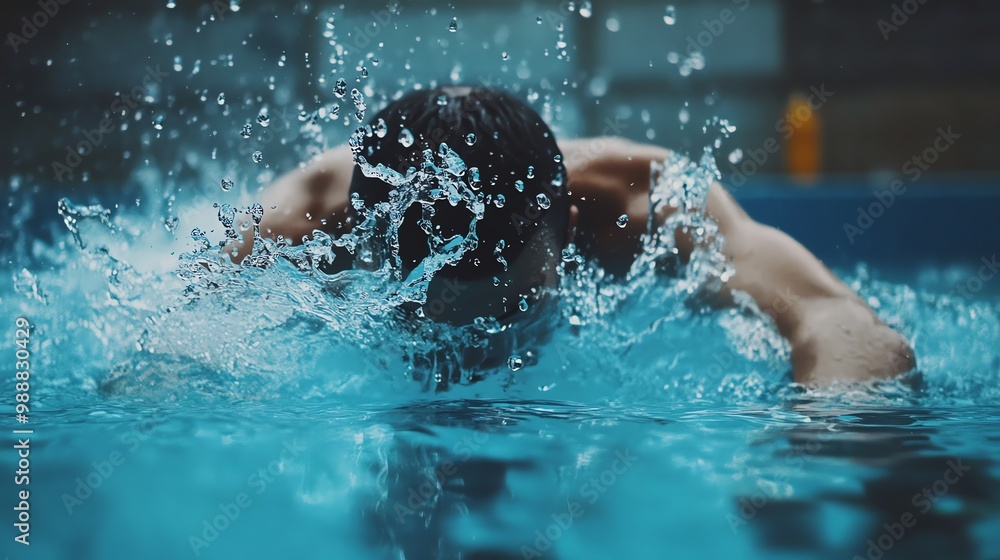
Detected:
[4,0,1000,180]
[1,0,998,264]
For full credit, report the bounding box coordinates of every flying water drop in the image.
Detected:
[374,117,388,138]
[221,178,234,192]
[616,213,629,228]
[536,193,551,209]
[514,180,525,192]
[240,123,252,138]
[663,5,676,25]
[449,17,458,32]
[333,79,347,98]
[508,355,523,371]
[251,151,263,163]
[399,128,414,147]
[351,88,366,121]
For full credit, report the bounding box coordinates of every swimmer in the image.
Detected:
[232,86,915,386]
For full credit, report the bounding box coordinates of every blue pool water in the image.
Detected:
[2,171,1000,560]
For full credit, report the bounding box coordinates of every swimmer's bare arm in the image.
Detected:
[229,146,354,262]
[561,138,916,385]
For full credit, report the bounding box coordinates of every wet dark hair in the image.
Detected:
[349,86,568,281]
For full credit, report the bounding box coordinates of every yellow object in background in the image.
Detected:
[785,93,821,184]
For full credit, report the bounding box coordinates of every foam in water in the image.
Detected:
[4,93,998,407]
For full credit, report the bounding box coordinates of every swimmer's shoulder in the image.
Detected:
[559,137,674,178]
[257,145,355,243]
[558,137,675,200]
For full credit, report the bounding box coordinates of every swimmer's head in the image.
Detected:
[350,86,570,325]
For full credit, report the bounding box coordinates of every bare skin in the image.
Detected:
[233,139,916,386]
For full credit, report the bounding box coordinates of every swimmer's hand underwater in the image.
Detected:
[230,88,916,387]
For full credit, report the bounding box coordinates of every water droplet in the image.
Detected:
[166,0,176,8]
[616,213,629,228]
[518,298,529,312]
[469,166,481,189]
[536,16,543,24]
[217,92,225,105]
[579,1,592,18]
[240,123,252,139]
[663,5,676,25]
[501,52,510,61]
[553,154,562,163]
[536,193,551,209]
[399,128,414,147]
[514,180,525,192]
[251,150,263,163]
[494,240,508,270]
[493,276,500,286]
[374,117,387,138]
[153,115,164,130]
[728,148,744,164]
[229,0,240,12]
[333,79,347,98]
[678,108,690,125]
[448,17,458,32]
[526,166,535,179]
[465,132,477,146]
[508,355,523,371]
[606,16,620,32]
[257,109,270,128]
[494,194,506,208]
[221,178,234,191]
[351,88,367,121]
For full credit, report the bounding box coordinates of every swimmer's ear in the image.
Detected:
[566,204,579,244]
